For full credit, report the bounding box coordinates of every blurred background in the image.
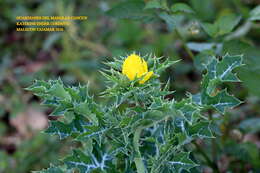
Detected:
[0,0,260,172]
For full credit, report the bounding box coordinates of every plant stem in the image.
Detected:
[208,114,217,163]
[175,29,195,60]
[133,127,146,173]
[193,141,220,173]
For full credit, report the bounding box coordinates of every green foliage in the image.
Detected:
[202,14,241,37]
[250,5,260,21]
[224,141,260,168]
[28,53,243,173]
[106,0,149,20]
[144,0,163,10]
[171,3,194,14]
[0,134,66,173]
[192,54,242,114]
[223,40,260,97]
[1,0,260,173]
[167,152,198,172]
[239,118,260,133]
[33,165,64,173]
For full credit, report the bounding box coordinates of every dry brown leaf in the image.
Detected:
[10,107,48,138]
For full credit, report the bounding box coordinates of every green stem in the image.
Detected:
[133,127,146,173]
[193,141,220,173]
[208,114,217,163]
[175,29,195,60]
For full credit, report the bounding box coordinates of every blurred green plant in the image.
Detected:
[0,133,67,173]
[1,0,260,172]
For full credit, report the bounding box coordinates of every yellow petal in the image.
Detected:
[139,71,153,84]
[138,58,148,78]
[122,53,152,84]
[122,54,141,80]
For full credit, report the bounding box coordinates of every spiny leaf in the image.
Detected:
[74,101,99,125]
[167,152,198,173]
[188,121,213,138]
[45,116,89,139]
[50,100,73,116]
[25,80,50,97]
[32,165,64,173]
[203,89,241,114]
[203,54,243,95]
[76,126,107,142]
[48,81,71,101]
[155,59,180,74]
[64,149,111,173]
[174,100,200,125]
[192,54,242,114]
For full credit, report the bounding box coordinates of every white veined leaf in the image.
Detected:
[167,152,198,173]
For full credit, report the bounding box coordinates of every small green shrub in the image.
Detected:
[28,53,243,173]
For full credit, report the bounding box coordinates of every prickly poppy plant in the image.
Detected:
[28,53,243,173]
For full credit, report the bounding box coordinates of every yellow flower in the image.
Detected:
[122,53,153,84]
